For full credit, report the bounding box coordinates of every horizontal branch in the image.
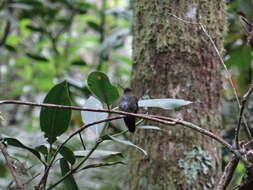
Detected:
[0,100,247,164]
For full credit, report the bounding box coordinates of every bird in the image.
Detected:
[118,88,138,133]
[239,16,253,49]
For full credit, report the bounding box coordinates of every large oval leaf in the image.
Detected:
[40,81,71,144]
[81,96,108,136]
[87,72,119,105]
[138,99,192,110]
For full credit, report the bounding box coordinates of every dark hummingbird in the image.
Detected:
[118,88,138,133]
[239,16,253,49]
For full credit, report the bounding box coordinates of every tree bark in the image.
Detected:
[129,1,226,189]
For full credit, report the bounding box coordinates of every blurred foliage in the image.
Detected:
[225,0,253,95]
[0,0,132,100]
[1,0,253,189]
[0,0,132,189]
[223,0,253,188]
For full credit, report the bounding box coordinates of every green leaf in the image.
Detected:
[102,135,147,156]
[4,138,41,160]
[4,44,17,52]
[60,159,79,190]
[26,53,48,62]
[35,145,48,158]
[137,126,161,130]
[71,59,86,66]
[225,45,252,92]
[87,72,119,105]
[59,146,76,165]
[26,25,44,33]
[40,81,71,144]
[138,99,192,110]
[87,21,101,32]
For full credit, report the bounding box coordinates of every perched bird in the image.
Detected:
[118,88,138,133]
[239,16,253,49]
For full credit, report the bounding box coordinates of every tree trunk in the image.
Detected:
[129,1,226,189]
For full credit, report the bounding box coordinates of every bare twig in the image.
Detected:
[0,99,248,167]
[235,85,253,149]
[0,100,235,154]
[0,143,24,189]
[216,156,239,190]
[78,132,86,150]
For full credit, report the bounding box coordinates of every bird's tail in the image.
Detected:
[124,116,136,133]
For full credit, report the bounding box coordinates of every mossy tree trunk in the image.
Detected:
[129,1,226,189]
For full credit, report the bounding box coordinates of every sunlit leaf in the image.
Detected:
[87,72,119,105]
[40,81,71,144]
[138,99,192,110]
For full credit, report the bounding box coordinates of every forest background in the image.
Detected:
[1,0,253,189]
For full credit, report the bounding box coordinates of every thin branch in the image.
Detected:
[216,156,239,190]
[0,100,244,162]
[0,143,24,189]
[78,132,86,150]
[235,85,253,149]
